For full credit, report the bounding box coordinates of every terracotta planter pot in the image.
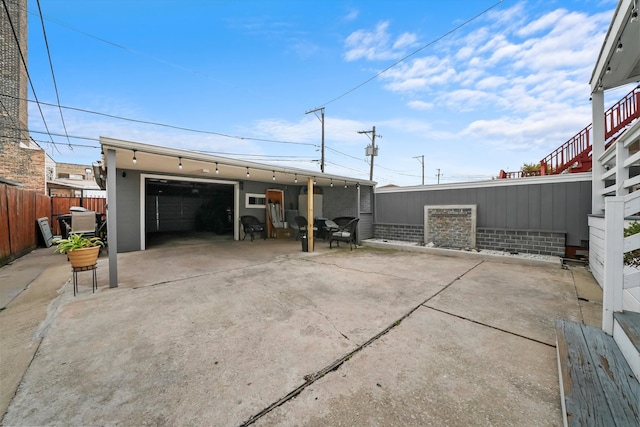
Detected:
[66,246,100,268]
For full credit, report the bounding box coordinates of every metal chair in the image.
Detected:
[71,211,97,238]
[329,218,360,250]
[240,215,266,241]
[294,216,317,240]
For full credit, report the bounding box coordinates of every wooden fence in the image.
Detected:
[51,197,106,235]
[0,184,51,265]
[0,186,107,265]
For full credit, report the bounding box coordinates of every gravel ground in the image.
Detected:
[364,239,561,263]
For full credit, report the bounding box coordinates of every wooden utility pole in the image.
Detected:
[436,168,443,184]
[413,155,424,185]
[358,126,380,181]
[305,107,325,173]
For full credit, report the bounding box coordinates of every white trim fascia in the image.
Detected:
[590,0,631,91]
[101,136,376,186]
[376,172,592,194]
[139,173,239,250]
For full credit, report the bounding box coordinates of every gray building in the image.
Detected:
[99,137,375,286]
[374,173,592,257]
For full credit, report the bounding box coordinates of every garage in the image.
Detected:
[98,136,376,287]
[144,177,234,247]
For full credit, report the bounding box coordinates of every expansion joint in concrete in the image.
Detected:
[238,260,486,426]
[423,305,555,349]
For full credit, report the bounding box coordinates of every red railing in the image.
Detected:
[540,125,591,175]
[498,169,541,179]
[605,85,640,140]
[499,85,640,178]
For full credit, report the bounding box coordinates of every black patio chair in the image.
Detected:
[294,216,317,241]
[240,215,266,241]
[329,217,360,250]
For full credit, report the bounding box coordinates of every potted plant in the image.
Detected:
[55,234,104,268]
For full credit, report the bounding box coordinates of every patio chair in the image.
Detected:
[71,211,97,238]
[240,215,266,241]
[294,216,317,241]
[267,201,286,237]
[329,217,360,250]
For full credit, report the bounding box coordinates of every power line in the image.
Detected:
[1,0,57,148]
[35,0,71,148]
[3,93,317,147]
[317,0,505,108]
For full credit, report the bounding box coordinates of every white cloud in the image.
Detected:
[344,21,419,61]
[407,100,433,110]
[340,2,613,156]
[343,8,359,22]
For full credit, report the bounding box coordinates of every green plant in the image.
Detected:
[624,221,640,267]
[54,234,104,254]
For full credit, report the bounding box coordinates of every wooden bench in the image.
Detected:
[556,319,639,426]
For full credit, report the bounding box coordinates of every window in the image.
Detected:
[245,193,266,209]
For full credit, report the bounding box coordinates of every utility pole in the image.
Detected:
[436,168,443,184]
[413,155,424,185]
[305,107,325,173]
[358,126,380,181]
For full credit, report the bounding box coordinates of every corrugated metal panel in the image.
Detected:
[375,177,592,247]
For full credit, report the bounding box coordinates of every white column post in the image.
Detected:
[603,196,624,334]
[592,90,605,213]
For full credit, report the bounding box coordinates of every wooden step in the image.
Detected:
[555,319,640,426]
[614,311,640,381]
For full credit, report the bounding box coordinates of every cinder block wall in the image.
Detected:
[476,229,565,256]
[374,224,423,243]
[373,224,565,256]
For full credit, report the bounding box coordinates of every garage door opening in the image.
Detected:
[145,178,234,247]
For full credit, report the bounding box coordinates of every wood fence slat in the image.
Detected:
[0,185,10,260]
[0,184,53,265]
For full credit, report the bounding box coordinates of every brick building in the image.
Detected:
[0,0,46,193]
[46,161,103,197]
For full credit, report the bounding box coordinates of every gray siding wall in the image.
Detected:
[115,168,142,252]
[358,185,374,240]
[375,176,591,249]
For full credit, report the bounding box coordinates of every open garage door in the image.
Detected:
[144,176,235,247]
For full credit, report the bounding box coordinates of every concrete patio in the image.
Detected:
[0,236,602,426]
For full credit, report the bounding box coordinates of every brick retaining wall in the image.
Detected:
[373,224,565,256]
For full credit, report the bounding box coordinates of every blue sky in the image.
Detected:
[27,0,630,186]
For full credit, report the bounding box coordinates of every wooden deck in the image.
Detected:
[556,319,639,426]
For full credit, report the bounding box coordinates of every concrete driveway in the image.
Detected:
[0,237,601,426]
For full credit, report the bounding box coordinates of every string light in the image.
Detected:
[330,179,333,187]
[132,150,137,164]
[178,157,182,169]
[313,176,317,185]
[294,174,298,183]
[272,171,276,181]
[246,167,250,178]
[215,162,219,174]
[344,181,348,188]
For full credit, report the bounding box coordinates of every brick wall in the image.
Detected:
[0,143,45,193]
[374,224,424,243]
[55,163,92,179]
[425,207,474,249]
[373,224,565,256]
[0,0,44,193]
[476,229,565,257]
